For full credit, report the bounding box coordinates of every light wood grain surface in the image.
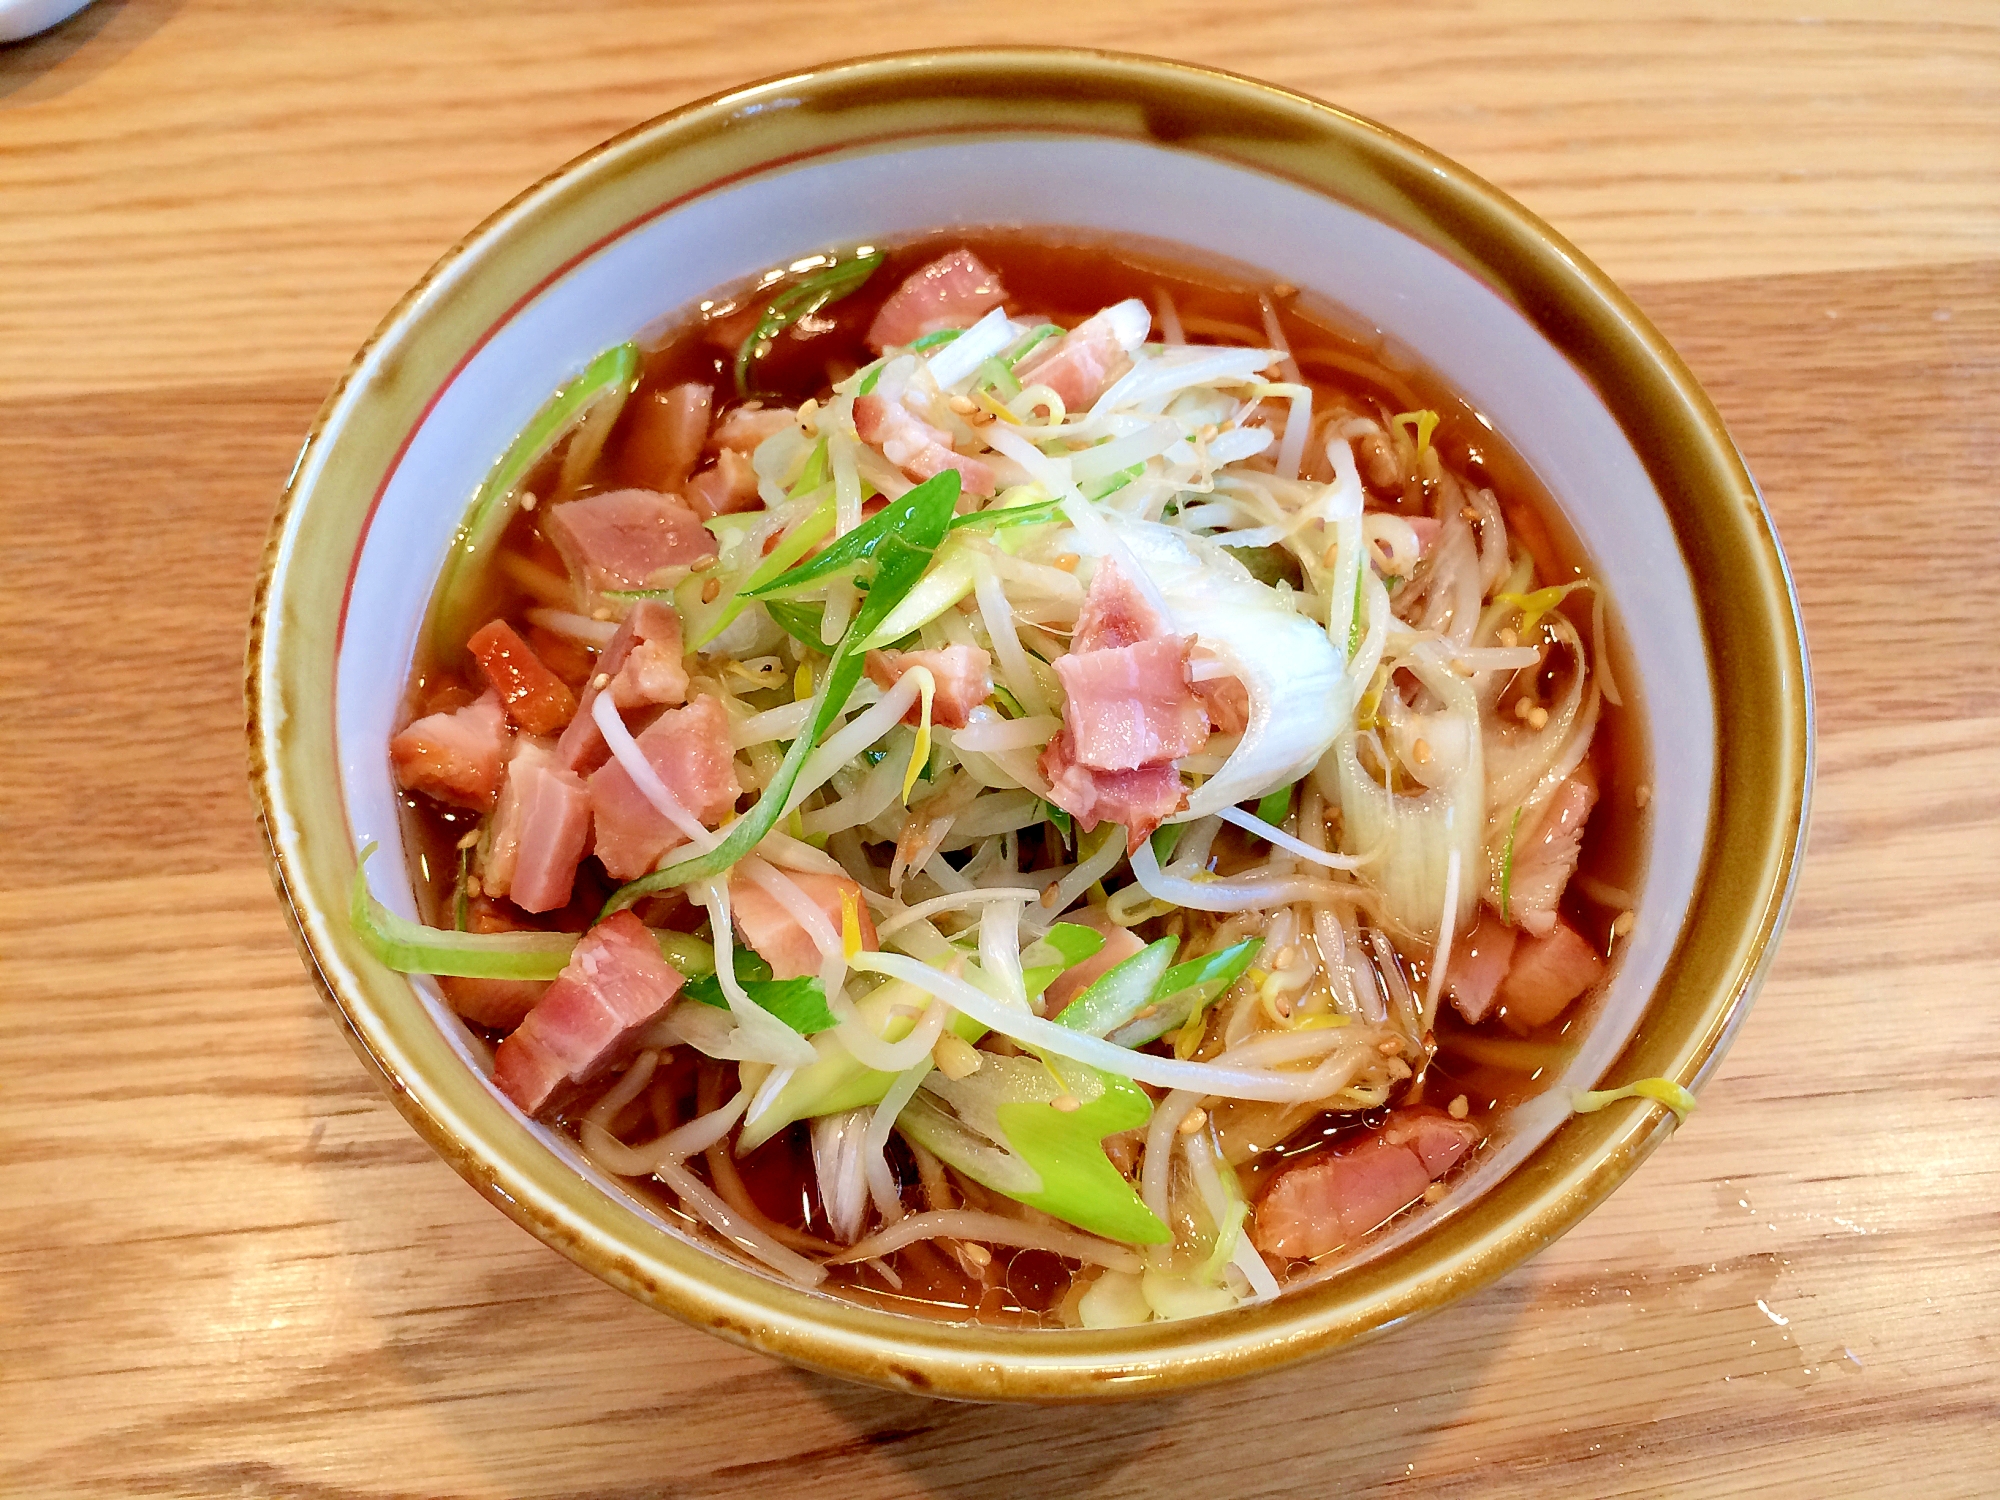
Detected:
[3,4,1996,1496]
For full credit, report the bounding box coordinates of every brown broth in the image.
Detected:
[395,229,1650,1315]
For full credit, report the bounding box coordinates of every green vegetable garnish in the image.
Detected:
[1150,822,1185,863]
[429,341,638,655]
[1054,937,1178,1038]
[908,328,963,351]
[1571,1077,1698,1123]
[735,253,885,397]
[1106,938,1262,1048]
[947,494,1066,534]
[681,949,837,1034]
[1499,805,1524,922]
[453,842,471,932]
[687,495,837,649]
[601,469,963,914]
[1254,782,1294,829]
[1042,801,1075,850]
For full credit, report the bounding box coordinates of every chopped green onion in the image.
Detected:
[1499,805,1524,922]
[1150,822,1185,863]
[688,495,836,649]
[682,949,836,1033]
[453,842,471,931]
[1055,937,1178,1038]
[909,328,963,351]
[1254,782,1295,828]
[1042,801,1075,850]
[1081,463,1145,502]
[947,494,1066,534]
[1006,324,1065,367]
[856,362,885,396]
[735,252,885,397]
[973,355,1023,400]
[1571,1077,1698,1123]
[1106,938,1261,1048]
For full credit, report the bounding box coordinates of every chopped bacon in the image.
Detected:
[491,911,685,1114]
[1408,516,1442,556]
[865,645,992,729]
[544,487,717,589]
[587,694,740,880]
[620,382,712,492]
[865,249,1008,352]
[389,690,510,811]
[683,447,763,521]
[1053,636,1208,770]
[1038,735,1188,853]
[1252,1108,1482,1259]
[608,601,689,710]
[481,739,591,914]
[1498,918,1605,1032]
[1072,557,1164,653]
[1443,909,1521,1025]
[1041,903,1145,1014]
[1507,769,1599,937]
[467,618,578,735]
[554,611,639,776]
[707,404,795,457]
[1193,673,1251,735]
[853,392,997,498]
[1015,309,1131,411]
[728,868,877,981]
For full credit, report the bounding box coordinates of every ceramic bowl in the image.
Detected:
[248,48,1810,1401]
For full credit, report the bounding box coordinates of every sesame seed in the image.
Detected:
[933,1033,984,1080]
[960,1242,992,1269]
[948,394,977,415]
[1050,1094,1081,1113]
[1040,882,1061,908]
[1448,1094,1470,1119]
[1273,945,1297,970]
[592,606,613,621]
[1177,1108,1209,1135]
[798,397,819,421]
[1412,738,1433,765]
[1378,1037,1403,1056]
[1527,706,1550,730]
[1272,993,1293,1019]
[1514,696,1535,720]
[520,492,538,512]
[701,577,721,604]
[592,673,610,690]
[1054,553,1079,572]
[1498,627,1519,647]
[1271,282,1296,299]
[456,829,480,850]
[464,876,482,898]
[1612,910,1636,939]
[1422,1183,1447,1204]
[1636,783,1653,810]
[1135,1004,1158,1019]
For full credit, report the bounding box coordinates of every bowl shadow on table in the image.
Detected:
[767,1289,1520,1499]
[0,0,183,104]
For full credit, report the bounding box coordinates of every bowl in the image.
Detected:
[247,47,1810,1401]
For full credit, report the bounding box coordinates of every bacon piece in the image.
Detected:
[1507,770,1599,937]
[865,645,992,729]
[1053,636,1208,770]
[1407,516,1442,556]
[1499,918,1605,1032]
[707,404,796,457]
[1251,1108,1482,1259]
[1443,909,1521,1025]
[544,487,717,589]
[1038,735,1187,853]
[683,447,763,521]
[852,392,997,498]
[865,249,1007,352]
[1072,557,1165,653]
[389,690,510,811]
[608,601,689,711]
[1193,673,1250,735]
[491,911,685,1114]
[481,739,591,914]
[1014,309,1131,411]
[554,613,637,776]
[1041,903,1145,1014]
[467,619,578,735]
[620,381,712,492]
[586,695,740,880]
[728,868,877,981]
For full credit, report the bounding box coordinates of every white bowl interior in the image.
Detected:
[335,134,1715,1293]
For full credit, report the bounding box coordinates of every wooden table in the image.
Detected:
[4,5,1995,1495]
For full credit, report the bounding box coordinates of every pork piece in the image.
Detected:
[467,618,578,735]
[554,602,680,774]
[1053,635,1208,770]
[525,623,595,690]
[1040,903,1145,1014]
[853,392,997,498]
[1498,917,1605,1032]
[439,899,550,1030]
[1252,1108,1482,1260]
[1038,736,1188,853]
[865,644,992,729]
[491,911,685,1114]
[1192,672,1250,735]
[481,738,592,914]
[608,601,689,710]
[728,868,877,980]
[1507,770,1599,937]
[544,487,716,590]
[707,404,795,457]
[389,690,510,811]
[865,248,1008,352]
[1014,307,1133,411]
[620,381,712,492]
[1443,909,1521,1025]
[587,694,739,880]
[684,447,763,521]
[1073,556,1165,652]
